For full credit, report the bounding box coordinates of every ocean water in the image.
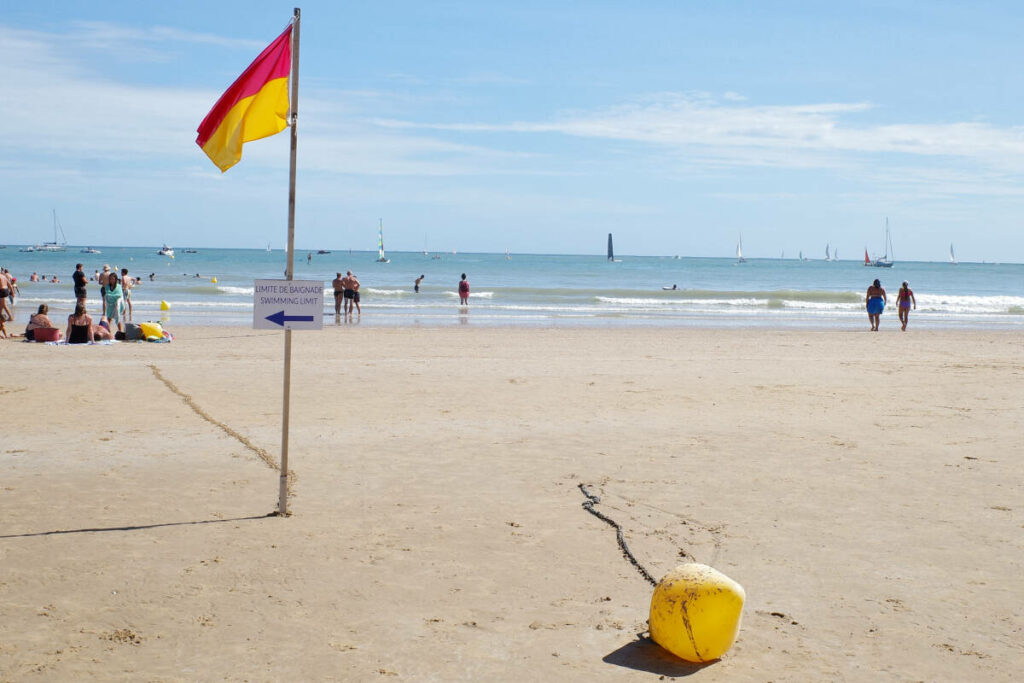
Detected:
[2,246,1023,329]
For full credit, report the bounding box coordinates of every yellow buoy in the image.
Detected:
[649,563,745,663]
[160,300,170,311]
[211,277,217,284]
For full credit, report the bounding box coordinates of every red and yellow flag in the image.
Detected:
[196,25,292,172]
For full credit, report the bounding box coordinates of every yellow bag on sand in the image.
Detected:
[139,322,163,339]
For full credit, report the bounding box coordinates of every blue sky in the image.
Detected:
[2,1,1024,261]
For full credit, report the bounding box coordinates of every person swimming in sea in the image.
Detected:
[866,278,887,331]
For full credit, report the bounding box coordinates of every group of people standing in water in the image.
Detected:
[866,279,916,331]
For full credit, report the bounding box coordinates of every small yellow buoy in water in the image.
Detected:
[160,300,170,311]
[649,563,745,663]
[211,277,217,284]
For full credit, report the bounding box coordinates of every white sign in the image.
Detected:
[253,279,324,330]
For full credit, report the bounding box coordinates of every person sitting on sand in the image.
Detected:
[25,304,59,341]
[66,303,109,344]
[866,278,887,331]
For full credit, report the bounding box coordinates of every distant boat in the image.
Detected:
[505,247,511,261]
[375,218,390,263]
[267,242,272,253]
[18,246,35,252]
[799,250,804,261]
[158,244,175,257]
[949,243,957,265]
[607,233,620,262]
[34,210,68,252]
[833,248,838,261]
[184,249,198,254]
[824,243,832,261]
[317,249,331,254]
[865,218,895,267]
[80,247,101,254]
[736,235,746,263]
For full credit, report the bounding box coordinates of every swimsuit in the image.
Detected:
[0,289,8,298]
[898,290,913,309]
[343,289,354,300]
[867,297,885,315]
[69,322,91,344]
[352,291,360,303]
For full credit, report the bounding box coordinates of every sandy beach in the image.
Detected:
[1,325,1021,681]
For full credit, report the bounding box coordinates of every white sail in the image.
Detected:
[825,243,831,261]
[950,243,956,265]
[736,235,746,262]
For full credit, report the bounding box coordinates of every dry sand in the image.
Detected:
[1,325,1022,681]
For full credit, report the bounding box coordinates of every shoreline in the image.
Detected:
[2,326,1021,680]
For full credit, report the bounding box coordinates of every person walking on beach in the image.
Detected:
[458,273,470,305]
[332,272,345,316]
[866,278,887,331]
[896,281,916,331]
[414,274,424,293]
[73,263,87,307]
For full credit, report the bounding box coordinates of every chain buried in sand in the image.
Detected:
[578,483,657,587]
[148,364,293,493]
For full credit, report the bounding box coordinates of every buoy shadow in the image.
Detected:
[602,637,714,677]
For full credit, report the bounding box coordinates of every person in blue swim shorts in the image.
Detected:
[865,278,887,331]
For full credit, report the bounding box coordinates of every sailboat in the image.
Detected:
[735,235,746,263]
[607,233,620,262]
[505,247,511,261]
[865,218,895,267]
[267,242,272,253]
[34,210,68,252]
[949,243,957,265]
[375,219,390,263]
[825,243,832,261]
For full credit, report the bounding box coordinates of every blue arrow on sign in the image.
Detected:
[265,310,315,327]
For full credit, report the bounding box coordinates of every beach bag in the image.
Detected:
[34,327,60,342]
[125,323,143,341]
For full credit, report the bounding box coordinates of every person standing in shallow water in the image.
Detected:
[458,273,470,305]
[72,263,87,308]
[866,278,887,331]
[896,281,916,331]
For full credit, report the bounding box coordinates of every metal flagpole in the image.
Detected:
[279,7,301,516]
